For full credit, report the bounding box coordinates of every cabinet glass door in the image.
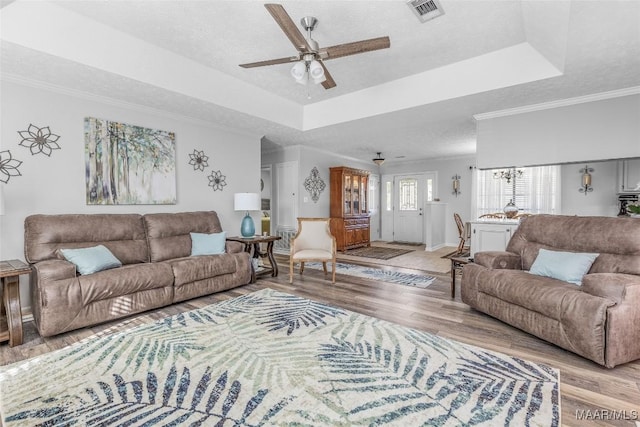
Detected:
[353,175,360,214]
[344,175,352,215]
[360,178,367,213]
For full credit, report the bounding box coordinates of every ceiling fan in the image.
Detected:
[239,3,391,89]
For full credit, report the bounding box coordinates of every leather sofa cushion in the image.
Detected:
[166,254,238,287]
[477,269,597,320]
[25,214,148,265]
[78,263,174,305]
[144,211,224,262]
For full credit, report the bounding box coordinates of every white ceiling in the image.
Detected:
[1,0,639,164]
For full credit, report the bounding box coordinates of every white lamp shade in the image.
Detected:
[308,60,324,79]
[234,193,261,211]
[313,74,326,84]
[0,185,4,216]
[291,61,307,80]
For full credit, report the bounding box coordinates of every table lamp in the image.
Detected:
[234,192,260,237]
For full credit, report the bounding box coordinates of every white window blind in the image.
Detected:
[476,165,561,217]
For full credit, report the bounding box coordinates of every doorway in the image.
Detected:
[386,172,436,244]
[260,166,272,235]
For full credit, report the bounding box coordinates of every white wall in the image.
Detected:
[476,93,640,169]
[0,79,261,313]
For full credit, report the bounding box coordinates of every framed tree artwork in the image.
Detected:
[84,117,177,205]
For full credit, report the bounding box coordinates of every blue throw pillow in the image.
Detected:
[191,232,226,256]
[60,245,122,275]
[529,248,599,285]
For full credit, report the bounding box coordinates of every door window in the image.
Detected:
[398,178,418,211]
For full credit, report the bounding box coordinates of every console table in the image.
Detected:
[227,235,281,283]
[0,259,31,347]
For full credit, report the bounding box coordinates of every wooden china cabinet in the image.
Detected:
[329,166,370,251]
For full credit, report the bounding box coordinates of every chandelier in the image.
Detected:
[493,168,523,184]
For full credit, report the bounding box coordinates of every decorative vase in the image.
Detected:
[241,213,255,237]
[503,199,518,219]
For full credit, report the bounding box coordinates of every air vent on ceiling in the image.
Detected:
[407,0,445,23]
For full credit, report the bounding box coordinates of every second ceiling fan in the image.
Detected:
[239,3,391,89]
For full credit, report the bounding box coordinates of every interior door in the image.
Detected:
[393,175,424,243]
[276,161,298,228]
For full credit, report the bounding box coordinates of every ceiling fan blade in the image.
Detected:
[239,56,300,68]
[322,36,390,60]
[320,63,337,89]
[264,3,312,53]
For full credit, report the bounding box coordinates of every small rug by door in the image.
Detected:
[305,262,434,288]
[0,288,559,426]
[344,246,413,260]
[390,241,424,246]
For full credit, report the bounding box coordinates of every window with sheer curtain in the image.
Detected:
[476,165,561,217]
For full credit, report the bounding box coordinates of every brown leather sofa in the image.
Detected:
[461,214,640,368]
[24,211,251,337]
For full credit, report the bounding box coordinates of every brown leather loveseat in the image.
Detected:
[461,214,640,368]
[24,211,251,337]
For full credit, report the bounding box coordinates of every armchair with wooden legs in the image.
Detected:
[289,218,336,284]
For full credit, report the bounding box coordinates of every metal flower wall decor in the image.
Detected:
[304,166,326,203]
[18,124,61,156]
[0,150,23,184]
[208,170,227,191]
[188,149,209,171]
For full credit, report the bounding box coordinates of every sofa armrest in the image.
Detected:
[582,273,640,305]
[226,241,245,254]
[474,251,522,270]
[32,259,77,281]
[587,273,640,367]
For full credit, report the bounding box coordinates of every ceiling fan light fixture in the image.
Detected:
[308,59,324,79]
[312,74,326,84]
[291,61,307,81]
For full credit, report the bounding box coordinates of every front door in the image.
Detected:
[393,175,424,243]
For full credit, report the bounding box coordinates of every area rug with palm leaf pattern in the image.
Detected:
[305,262,437,288]
[0,288,559,426]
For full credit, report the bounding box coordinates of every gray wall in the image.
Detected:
[0,79,261,312]
[476,93,640,169]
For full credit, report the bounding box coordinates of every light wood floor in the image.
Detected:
[1,257,639,426]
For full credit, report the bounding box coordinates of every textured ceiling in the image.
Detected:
[1,0,639,164]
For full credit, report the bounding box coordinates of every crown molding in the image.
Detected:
[1,73,263,139]
[473,86,640,121]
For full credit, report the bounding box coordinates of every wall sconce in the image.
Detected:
[579,165,594,195]
[452,174,461,196]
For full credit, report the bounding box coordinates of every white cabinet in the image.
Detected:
[617,158,640,194]
[470,221,519,257]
